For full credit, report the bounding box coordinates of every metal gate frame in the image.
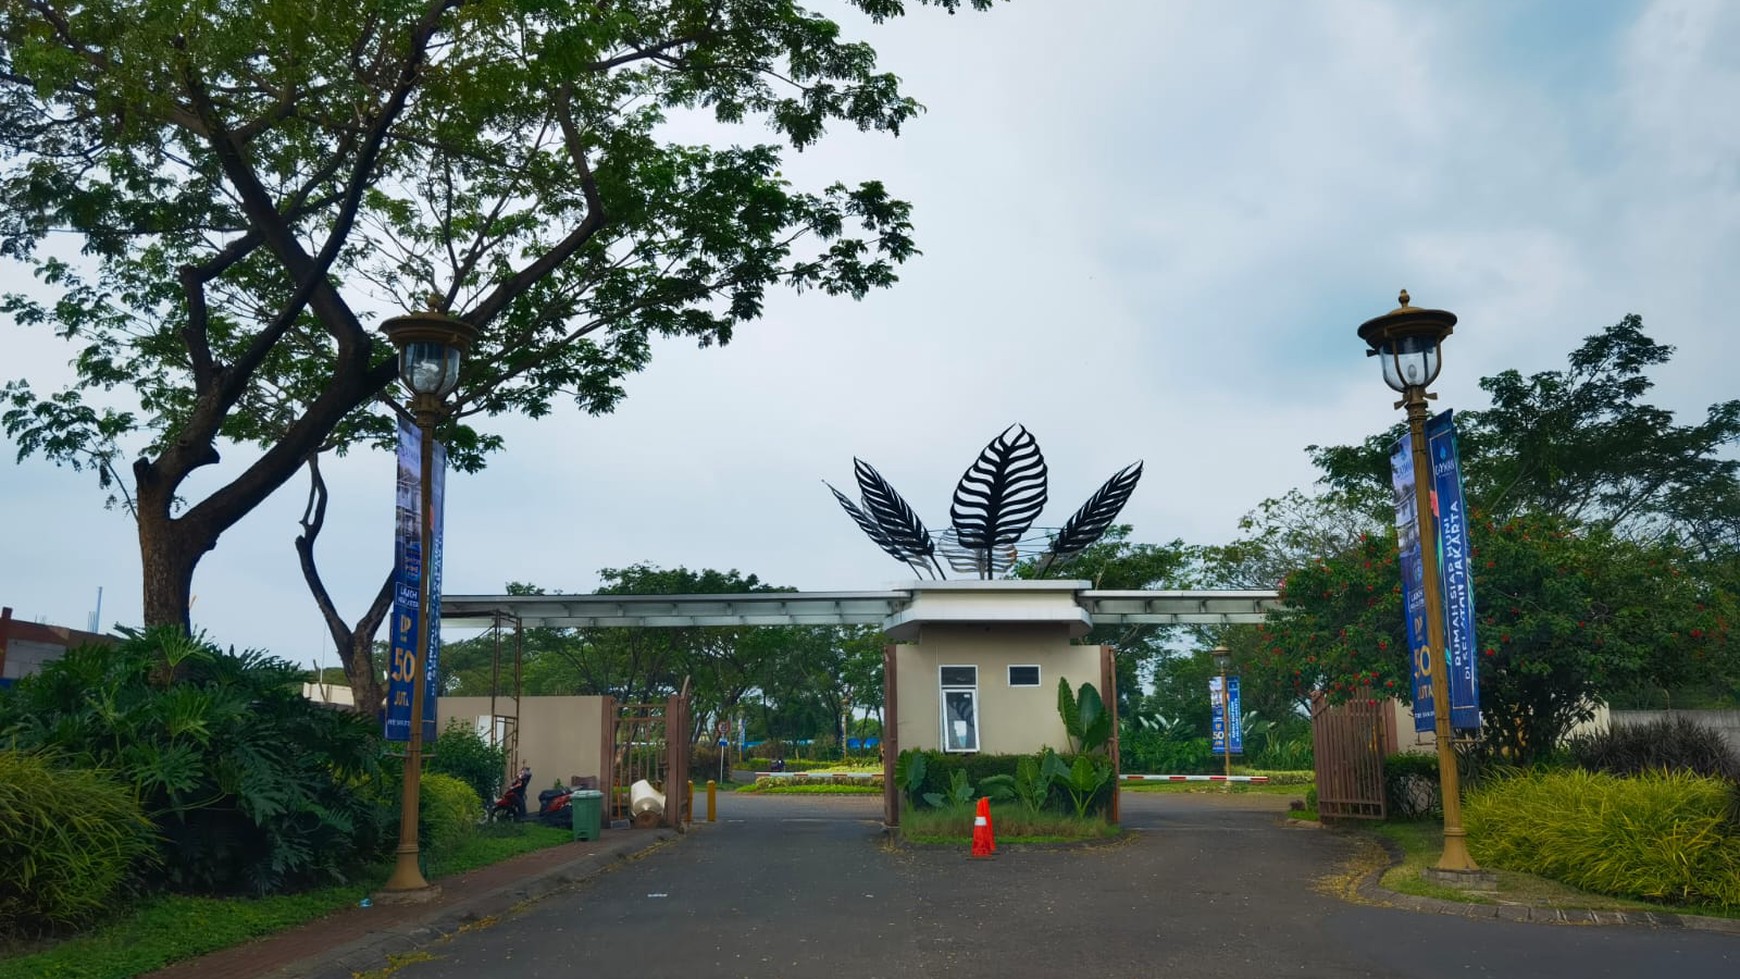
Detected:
[1310,692,1395,820]
[606,680,692,830]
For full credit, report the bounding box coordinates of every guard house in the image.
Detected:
[886,580,1102,756]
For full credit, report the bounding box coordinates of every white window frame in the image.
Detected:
[938,664,980,753]
[1007,664,1042,687]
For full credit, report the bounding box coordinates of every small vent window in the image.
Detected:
[939,666,978,688]
[1008,665,1041,687]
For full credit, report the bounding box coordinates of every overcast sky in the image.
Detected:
[3,0,1736,670]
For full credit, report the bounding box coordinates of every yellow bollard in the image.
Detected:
[707,779,717,822]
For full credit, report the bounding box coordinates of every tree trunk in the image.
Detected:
[137,480,214,631]
[296,456,394,715]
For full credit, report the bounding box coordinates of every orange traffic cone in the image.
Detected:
[970,796,996,858]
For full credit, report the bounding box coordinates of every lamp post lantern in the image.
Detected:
[379,305,476,896]
[1211,645,1234,784]
[1357,290,1479,874]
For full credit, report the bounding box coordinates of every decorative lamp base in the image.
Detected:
[1420,867,1498,890]
[370,883,444,905]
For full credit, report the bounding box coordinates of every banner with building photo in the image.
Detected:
[1390,437,1436,734]
[1209,675,1243,755]
[1427,410,1481,730]
[385,416,446,743]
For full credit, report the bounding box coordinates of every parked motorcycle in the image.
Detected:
[534,785,576,828]
[487,768,533,822]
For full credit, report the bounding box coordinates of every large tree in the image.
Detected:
[1255,318,1740,760]
[0,0,999,637]
[1308,317,1740,552]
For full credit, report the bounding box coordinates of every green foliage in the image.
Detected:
[0,751,156,936]
[0,626,389,895]
[903,750,1025,805]
[0,0,996,631]
[0,821,573,979]
[1465,769,1740,908]
[1382,753,1442,821]
[921,769,975,813]
[426,719,506,808]
[979,752,1057,814]
[1310,317,1740,546]
[1118,725,1214,775]
[418,773,481,858]
[900,802,1118,844]
[1570,717,1740,782]
[1057,677,1112,754]
[894,749,928,806]
[1259,513,1731,763]
[1050,752,1114,820]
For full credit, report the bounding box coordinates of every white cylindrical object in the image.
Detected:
[629,778,666,817]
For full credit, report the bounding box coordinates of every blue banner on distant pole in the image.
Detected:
[1391,438,1436,734]
[1209,675,1243,755]
[385,417,445,743]
[1428,411,1481,731]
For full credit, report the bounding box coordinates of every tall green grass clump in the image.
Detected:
[0,750,157,935]
[1465,769,1740,909]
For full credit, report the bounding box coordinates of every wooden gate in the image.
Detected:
[1310,692,1393,820]
[607,680,692,830]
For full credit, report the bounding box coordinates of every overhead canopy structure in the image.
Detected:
[441,587,1281,631]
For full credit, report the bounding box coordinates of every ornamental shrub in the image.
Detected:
[1465,769,1740,909]
[419,773,482,857]
[0,750,156,935]
[0,626,391,895]
[1569,716,1740,783]
[427,719,506,806]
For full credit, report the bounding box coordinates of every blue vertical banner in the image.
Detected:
[385,416,446,743]
[1427,411,1481,730]
[1209,675,1244,755]
[1390,438,1436,734]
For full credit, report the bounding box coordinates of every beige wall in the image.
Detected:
[895,625,1101,756]
[438,695,605,792]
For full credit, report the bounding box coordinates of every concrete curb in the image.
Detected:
[266,829,682,979]
[1338,824,1740,934]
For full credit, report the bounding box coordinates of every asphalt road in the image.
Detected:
[374,791,1738,979]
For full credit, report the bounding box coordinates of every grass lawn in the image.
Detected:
[1367,820,1738,918]
[1122,782,1309,796]
[745,783,881,795]
[0,823,574,979]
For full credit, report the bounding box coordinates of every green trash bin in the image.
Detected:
[571,789,604,842]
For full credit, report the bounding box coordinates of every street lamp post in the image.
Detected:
[379,306,476,897]
[1211,645,1233,785]
[1357,290,1479,875]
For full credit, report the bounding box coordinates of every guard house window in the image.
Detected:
[1008,665,1040,687]
[939,666,979,753]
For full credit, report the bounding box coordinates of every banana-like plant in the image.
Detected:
[921,768,975,813]
[980,751,1057,814]
[1057,677,1112,755]
[894,749,929,806]
[1047,750,1113,819]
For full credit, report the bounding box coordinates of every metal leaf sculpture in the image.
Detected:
[827,482,916,567]
[1035,461,1145,575]
[950,424,1048,578]
[852,458,940,574]
[831,425,1141,579]
[936,528,1029,576]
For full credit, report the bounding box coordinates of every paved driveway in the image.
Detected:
[373,790,1738,979]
